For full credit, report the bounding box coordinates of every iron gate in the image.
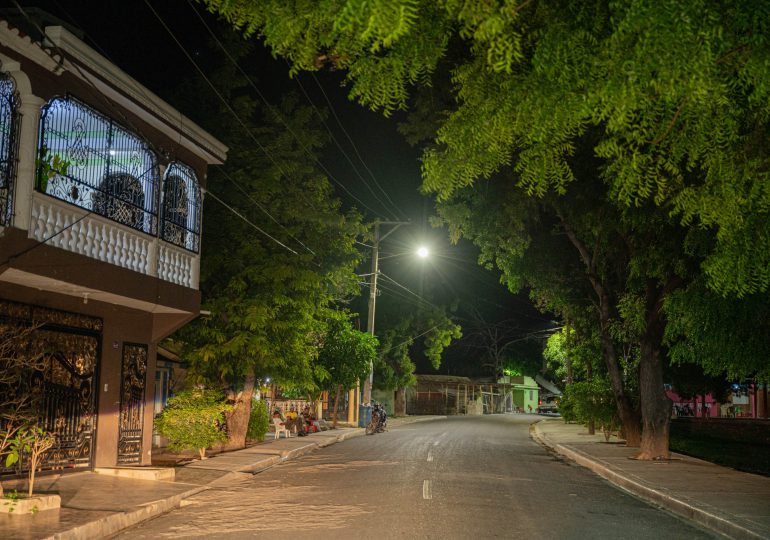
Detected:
[117,343,147,464]
[0,301,101,475]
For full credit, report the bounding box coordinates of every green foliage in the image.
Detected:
[664,281,770,382]
[170,39,365,391]
[247,399,270,442]
[203,0,770,295]
[154,389,231,458]
[374,305,460,390]
[561,377,618,431]
[317,315,378,391]
[35,145,70,192]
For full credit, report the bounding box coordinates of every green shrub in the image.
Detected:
[154,389,230,459]
[561,377,619,439]
[247,399,270,442]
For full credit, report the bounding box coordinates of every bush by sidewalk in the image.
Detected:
[247,399,269,442]
[155,389,231,460]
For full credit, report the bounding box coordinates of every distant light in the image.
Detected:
[417,247,429,258]
[109,150,116,156]
[265,377,271,383]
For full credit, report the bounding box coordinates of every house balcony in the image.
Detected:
[28,191,199,289]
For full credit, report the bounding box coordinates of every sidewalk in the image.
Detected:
[0,415,441,540]
[532,418,770,539]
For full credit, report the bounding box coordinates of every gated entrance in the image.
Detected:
[117,343,147,464]
[0,300,101,475]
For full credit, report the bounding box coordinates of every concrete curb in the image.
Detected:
[530,422,764,540]
[46,485,209,540]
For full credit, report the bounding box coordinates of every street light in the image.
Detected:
[417,246,429,258]
[362,220,413,406]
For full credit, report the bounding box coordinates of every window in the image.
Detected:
[0,75,18,226]
[161,162,200,252]
[38,96,159,234]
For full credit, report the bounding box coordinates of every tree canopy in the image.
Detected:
[172,39,365,401]
[202,0,770,297]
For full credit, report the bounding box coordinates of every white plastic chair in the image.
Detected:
[273,417,290,439]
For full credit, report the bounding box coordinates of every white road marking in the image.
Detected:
[433,440,440,446]
[427,451,433,462]
[422,479,432,499]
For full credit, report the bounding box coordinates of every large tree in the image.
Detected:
[173,40,364,449]
[202,1,770,455]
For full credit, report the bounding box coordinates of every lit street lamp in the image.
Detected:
[362,220,413,406]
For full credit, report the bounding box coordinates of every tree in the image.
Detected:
[316,315,378,426]
[374,305,461,414]
[433,161,705,456]
[458,306,544,378]
[0,324,45,497]
[172,38,365,449]
[203,1,770,457]
[202,0,770,297]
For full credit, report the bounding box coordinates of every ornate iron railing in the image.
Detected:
[161,162,201,253]
[0,75,19,226]
[38,95,159,235]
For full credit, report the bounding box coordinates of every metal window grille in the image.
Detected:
[161,161,200,252]
[38,96,159,234]
[0,76,19,226]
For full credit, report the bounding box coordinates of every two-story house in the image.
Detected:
[0,17,226,472]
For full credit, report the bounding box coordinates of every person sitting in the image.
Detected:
[302,405,319,433]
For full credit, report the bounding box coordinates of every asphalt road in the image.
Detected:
[117,415,719,539]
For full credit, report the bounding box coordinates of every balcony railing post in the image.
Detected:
[147,237,159,278]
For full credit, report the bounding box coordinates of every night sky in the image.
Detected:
[8,1,556,376]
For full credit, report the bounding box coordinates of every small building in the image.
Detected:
[506,376,539,413]
[0,17,226,473]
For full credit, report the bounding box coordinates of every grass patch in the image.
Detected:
[669,432,770,477]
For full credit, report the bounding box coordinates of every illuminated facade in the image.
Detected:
[0,19,226,471]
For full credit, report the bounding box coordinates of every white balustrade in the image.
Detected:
[158,243,195,289]
[28,194,198,289]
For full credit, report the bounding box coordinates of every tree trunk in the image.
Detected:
[635,282,672,460]
[598,306,642,446]
[394,387,406,416]
[332,384,341,428]
[561,219,641,446]
[225,368,256,450]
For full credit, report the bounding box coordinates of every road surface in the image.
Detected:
[118,415,718,539]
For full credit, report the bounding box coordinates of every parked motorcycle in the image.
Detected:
[365,402,387,435]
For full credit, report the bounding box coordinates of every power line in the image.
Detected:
[185,0,403,222]
[309,73,408,220]
[202,188,298,255]
[379,323,447,356]
[219,168,317,256]
[144,0,383,219]
[378,271,441,311]
[293,73,401,221]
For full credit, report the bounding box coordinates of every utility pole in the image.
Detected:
[362,220,409,405]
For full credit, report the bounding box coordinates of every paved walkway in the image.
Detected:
[0,416,439,540]
[532,418,770,539]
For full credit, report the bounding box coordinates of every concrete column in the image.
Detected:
[14,94,45,232]
[347,388,355,424]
